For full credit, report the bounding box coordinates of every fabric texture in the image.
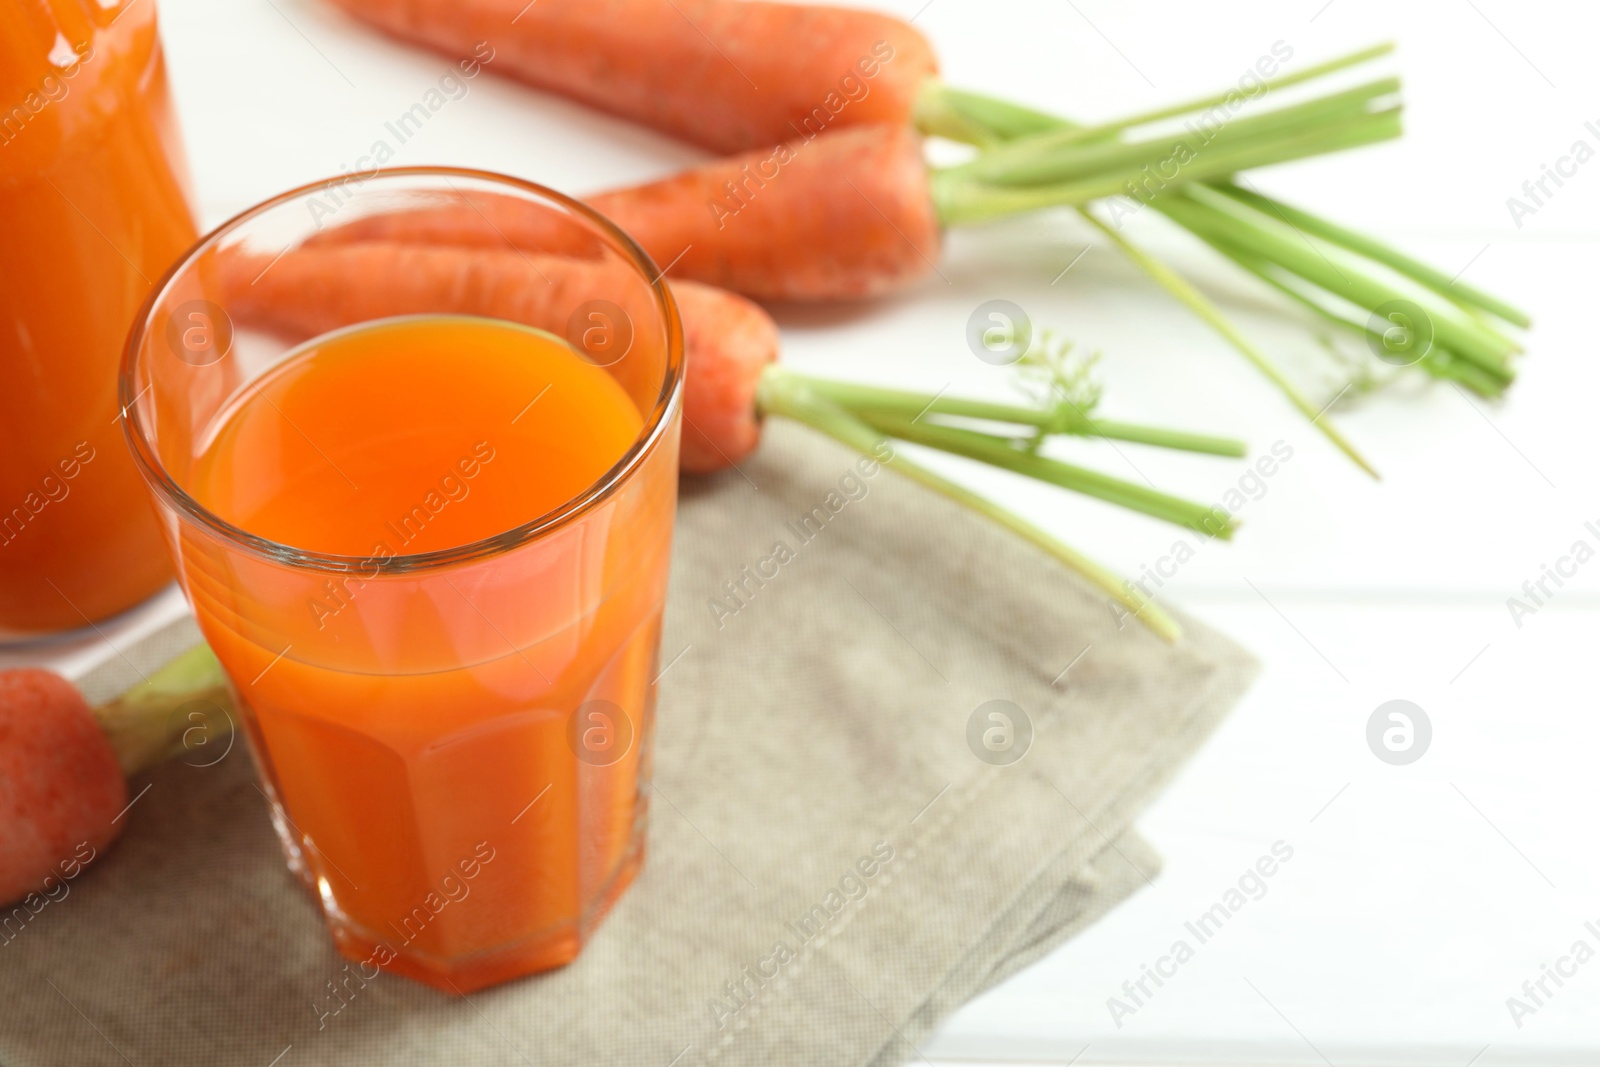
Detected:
[1,421,1256,1066]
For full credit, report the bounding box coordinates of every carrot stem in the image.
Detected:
[774,372,1247,456]
[916,42,1396,152]
[934,106,1403,225]
[1077,208,1380,479]
[913,83,1061,147]
[852,411,1237,538]
[1190,236,1508,397]
[1046,415,1246,456]
[90,644,232,777]
[1182,195,1523,362]
[940,76,1401,189]
[913,58,1528,388]
[1204,181,1531,328]
[1178,210,1513,397]
[1157,186,1516,380]
[755,372,1183,642]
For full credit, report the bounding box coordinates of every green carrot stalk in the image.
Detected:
[923,43,1409,227]
[912,44,1527,476]
[934,103,1402,224]
[1178,187,1525,360]
[851,411,1237,538]
[772,371,1247,456]
[1076,208,1381,479]
[1204,181,1530,328]
[92,644,232,776]
[915,42,1397,149]
[1188,221,1511,397]
[940,76,1400,188]
[1156,187,1516,380]
[914,84,1063,147]
[756,372,1183,641]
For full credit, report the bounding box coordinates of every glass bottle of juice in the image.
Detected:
[0,0,196,637]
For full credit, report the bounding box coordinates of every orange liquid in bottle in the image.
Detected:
[0,0,196,634]
[187,315,669,991]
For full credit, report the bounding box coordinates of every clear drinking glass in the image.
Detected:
[120,169,683,992]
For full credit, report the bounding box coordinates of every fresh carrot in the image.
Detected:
[320,0,1530,475]
[326,0,938,155]
[224,241,1248,638]
[305,79,1410,303]
[676,273,782,473]
[0,650,230,907]
[222,244,779,472]
[0,670,123,906]
[315,124,940,302]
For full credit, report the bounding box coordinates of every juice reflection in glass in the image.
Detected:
[0,0,196,635]
[121,171,683,991]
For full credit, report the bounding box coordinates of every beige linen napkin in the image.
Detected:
[0,422,1255,1066]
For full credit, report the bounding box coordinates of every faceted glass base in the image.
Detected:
[324,834,646,993]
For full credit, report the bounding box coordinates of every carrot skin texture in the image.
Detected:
[222,244,776,473]
[675,281,776,474]
[598,124,942,301]
[324,0,937,154]
[310,125,943,302]
[0,669,126,907]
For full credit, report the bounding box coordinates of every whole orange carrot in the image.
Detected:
[325,0,938,154]
[223,244,778,472]
[0,671,124,907]
[0,651,230,907]
[305,79,1402,304]
[313,124,941,302]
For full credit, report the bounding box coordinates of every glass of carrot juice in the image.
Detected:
[120,169,684,992]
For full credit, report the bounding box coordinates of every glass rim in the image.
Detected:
[119,166,685,576]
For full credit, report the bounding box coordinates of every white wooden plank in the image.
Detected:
[928,600,1600,1063]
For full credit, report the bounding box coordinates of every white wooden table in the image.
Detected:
[9,0,1596,1062]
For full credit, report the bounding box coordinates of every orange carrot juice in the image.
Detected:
[185,314,677,991]
[0,0,195,634]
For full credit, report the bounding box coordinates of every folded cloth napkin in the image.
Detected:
[0,422,1255,1066]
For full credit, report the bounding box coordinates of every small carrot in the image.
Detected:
[222,244,778,473]
[225,241,1250,639]
[324,0,938,155]
[0,650,230,907]
[312,80,1403,306]
[0,670,124,906]
[314,124,941,302]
